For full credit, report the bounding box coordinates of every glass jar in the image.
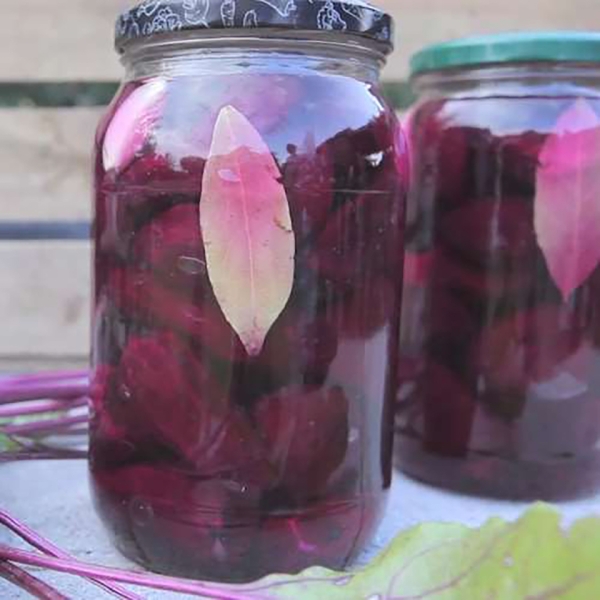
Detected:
[396,32,600,500]
[90,0,405,582]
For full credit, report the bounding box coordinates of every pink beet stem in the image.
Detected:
[0,560,69,600]
[0,397,87,419]
[0,544,259,600]
[3,371,87,384]
[40,427,89,438]
[0,510,141,600]
[0,374,90,405]
[0,449,88,462]
[2,414,88,437]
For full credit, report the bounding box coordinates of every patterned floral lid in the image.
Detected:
[115,0,394,54]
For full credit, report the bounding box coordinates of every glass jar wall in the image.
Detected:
[90,0,405,582]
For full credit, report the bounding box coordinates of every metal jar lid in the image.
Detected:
[116,0,394,54]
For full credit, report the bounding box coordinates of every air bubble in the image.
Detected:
[130,497,154,527]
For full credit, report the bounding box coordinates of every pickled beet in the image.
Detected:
[439,199,535,268]
[260,309,339,385]
[338,278,397,338]
[420,362,475,457]
[255,386,349,500]
[311,189,402,285]
[408,101,469,206]
[283,143,335,239]
[397,91,600,500]
[131,203,207,292]
[92,63,405,580]
[92,465,261,580]
[115,331,225,458]
[108,266,245,362]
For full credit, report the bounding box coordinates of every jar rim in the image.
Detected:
[411,31,600,77]
[115,0,394,56]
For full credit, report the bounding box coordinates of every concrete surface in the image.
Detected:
[1,461,599,599]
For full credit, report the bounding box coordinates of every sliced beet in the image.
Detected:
[500,131,546,195]
[116,331,225,457]
[109,266,245,363]
[92,465,258,578]
[420,362,476,457]
[283,144,335,240]
[255,386,350,500]
[310,189,403,286]
[430,250,531,299]
[260,309,339,385]
[438,198,536,268]
[131,203,206,293]
[337,277,397,338]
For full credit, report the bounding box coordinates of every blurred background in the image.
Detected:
[0,0,598,373]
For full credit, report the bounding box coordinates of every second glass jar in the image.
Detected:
[397,33,600,500]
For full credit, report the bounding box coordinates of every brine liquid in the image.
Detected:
[91,72,405,581]
[396,94,600,500]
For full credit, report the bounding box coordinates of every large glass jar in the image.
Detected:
[396,33,600,500]
[90,0,405,583]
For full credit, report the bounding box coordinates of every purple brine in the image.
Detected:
[91,48,406,581]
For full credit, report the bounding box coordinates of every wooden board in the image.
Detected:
[2,0,600,82]
[0,108,101,221]
[0,242,91,357]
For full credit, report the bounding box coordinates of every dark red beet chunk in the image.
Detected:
[116,331,225,457]
[337,277,397,338]
[310,190,402,286]
[409,101,469,206]
[439,198,536,268]
[429,250,531,299]
[96,158,198,260]
[255,497,377,575]
[260,309,339,385]
[283,144,335,239]
[255,386,350,501]
[92,465,261,579]
[500,132,546,195]
[108,266,245,363]
[420,363,476,457]
[131,203,207,292]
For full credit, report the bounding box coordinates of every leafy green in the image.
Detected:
[0,432,17,452]
[229,504,600,600]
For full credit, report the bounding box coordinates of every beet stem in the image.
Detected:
[0,450,88,462]
[0,510,141,600]
[2,415,88,437]
[0,560,69,600]
[0,397,87,419]
[0,543,261,599]
[0,373,90,405]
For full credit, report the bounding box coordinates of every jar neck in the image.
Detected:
[412,62,600,99]
[122,32,386,83]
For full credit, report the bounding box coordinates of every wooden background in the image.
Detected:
[2,0,600,370]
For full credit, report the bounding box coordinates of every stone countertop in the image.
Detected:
[1,461,599,599]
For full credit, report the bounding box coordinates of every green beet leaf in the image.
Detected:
[229,504,600,600]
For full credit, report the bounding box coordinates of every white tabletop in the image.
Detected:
[1,461,599,599]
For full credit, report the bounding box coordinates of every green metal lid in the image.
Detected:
[411,32,600,76]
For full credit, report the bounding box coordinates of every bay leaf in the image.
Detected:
[535,98,600,300]
[200,105,295,356]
